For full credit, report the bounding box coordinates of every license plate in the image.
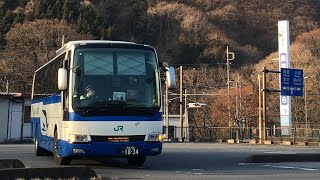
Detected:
[122,146,139,155]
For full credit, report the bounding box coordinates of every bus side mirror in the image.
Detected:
[166,67,176,89]
[58,68,67,90]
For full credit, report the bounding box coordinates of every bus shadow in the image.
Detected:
[69,151,246,171]
[70,157,145,169]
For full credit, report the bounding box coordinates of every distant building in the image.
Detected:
[163,114,190,142]
[0,92,31,143]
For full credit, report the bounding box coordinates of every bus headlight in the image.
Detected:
[69,134,89,143]
[145,134,163,142]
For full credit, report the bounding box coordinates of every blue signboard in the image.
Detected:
[281,68,303,96]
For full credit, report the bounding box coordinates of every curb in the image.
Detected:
[0,167,97,179]
[246,153,320,163]
[0,159,25,169]
[0,138,33,144]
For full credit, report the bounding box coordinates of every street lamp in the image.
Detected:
[184,101,207,142]
[304,76,309,139]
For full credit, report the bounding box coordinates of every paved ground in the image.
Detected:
[1,143,320,179]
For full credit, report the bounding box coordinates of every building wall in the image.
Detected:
[0,100,9,142]
[0,97,32,143]
[8,102,22,140]
[23,99,32,138]
[163,115,190,141]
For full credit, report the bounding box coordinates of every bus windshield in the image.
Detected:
[71,46,161,114]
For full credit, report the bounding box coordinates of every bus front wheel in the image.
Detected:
[54,130,71,165]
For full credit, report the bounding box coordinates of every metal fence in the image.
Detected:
[165,126,320,143]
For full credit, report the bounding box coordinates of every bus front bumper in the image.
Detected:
[58,140,162,158]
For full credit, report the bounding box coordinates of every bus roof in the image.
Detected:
[55,40,141,56]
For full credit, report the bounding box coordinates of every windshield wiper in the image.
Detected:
[76,106,108,113]
[75,101,158,115]
[122,106,156,115]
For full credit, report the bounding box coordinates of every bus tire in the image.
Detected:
[127,156,146,166]
[54,130,71,165]
[35,126,47,156]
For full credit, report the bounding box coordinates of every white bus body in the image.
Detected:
[31,40,175,165]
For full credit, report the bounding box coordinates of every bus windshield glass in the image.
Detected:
[72,46,160,114]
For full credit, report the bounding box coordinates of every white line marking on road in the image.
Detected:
[263,151,296,154]
[176,171,181,173]
[192,169,202,171]
[194,173,203,175]
[238,163,248,166]
[264,165,318,171]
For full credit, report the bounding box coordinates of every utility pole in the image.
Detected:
[226,46,235,139]
[184,89,188,141]
[235,73,240,141]
[179,66,183,142]
[258,74,263,144]
[261,67,281,142]
[304,76,309,140]
[262,67,267,141]
[6,80,9,95]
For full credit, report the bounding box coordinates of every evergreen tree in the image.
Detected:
[46,5,54,19]
[62,0,80,23]
[1,10,15,32]
[52,0,63,19]
[2,0,19,10]
[13,11,24,24]
[33,0,46,18]
[128,0,149,41]
[102,26,115,40]
[0,1,6,18]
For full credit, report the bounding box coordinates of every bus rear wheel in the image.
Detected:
[127,156,146,166]
[54,130,71,165]
[35,126,47,156]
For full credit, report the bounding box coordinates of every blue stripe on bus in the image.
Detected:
[69,112,162,121]
[31,94,61,105]
[58,140,162,157]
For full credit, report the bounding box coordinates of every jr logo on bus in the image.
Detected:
[114,126,124,131]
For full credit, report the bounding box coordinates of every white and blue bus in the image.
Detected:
[31,40,176,165]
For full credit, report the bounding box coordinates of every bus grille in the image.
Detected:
[91,135,145,142]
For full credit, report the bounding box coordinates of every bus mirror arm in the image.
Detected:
[63,59,69,69]
[159,62,169,68]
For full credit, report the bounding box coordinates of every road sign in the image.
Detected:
[281,68,303,96]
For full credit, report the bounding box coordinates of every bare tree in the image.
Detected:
[1,19,93,92]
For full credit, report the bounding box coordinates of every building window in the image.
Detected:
[24,106,31,123]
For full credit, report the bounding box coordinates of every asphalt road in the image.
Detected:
[1,143,320,179]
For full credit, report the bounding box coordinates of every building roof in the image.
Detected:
[0,92,31,98]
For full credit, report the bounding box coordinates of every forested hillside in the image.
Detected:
[1,0,319,64]
[0,0,319,91]
[90,0,320,65]
[0,0,320,136]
